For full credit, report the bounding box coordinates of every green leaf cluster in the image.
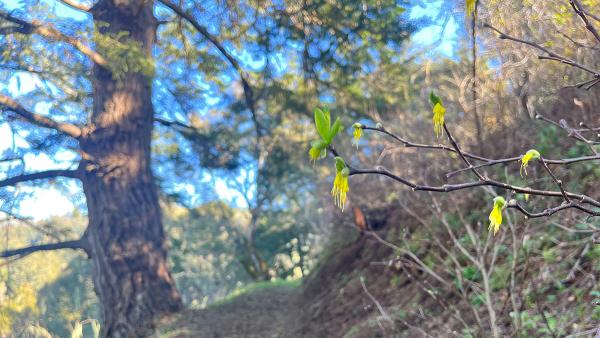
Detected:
[309,107,343,161]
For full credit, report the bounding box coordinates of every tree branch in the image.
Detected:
[483,22,600,78]
[0,94,83,138]
[443,123,485,180]
[445,153,600,178]
[154,117,193,130]
[157,0,262,136]
[0,238,87,260]
[0,11,107,66]
[361,125,600,179]
[347,166,600,207]
[56,0,91,12]
[507,201,600,219]
[0,169,80,188]
[570,0,600,44]
[536,114,600,153]
[582,8,600,23]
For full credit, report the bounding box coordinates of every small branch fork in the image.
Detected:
[483,22,600,90]
[443,123,484,180]
[333,123,600,221]
[535,114,599,155]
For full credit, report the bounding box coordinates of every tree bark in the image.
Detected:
[81,1,182,336]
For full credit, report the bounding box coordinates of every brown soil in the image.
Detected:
[154,285,303,338]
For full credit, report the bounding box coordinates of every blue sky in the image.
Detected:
[0,0,459,220]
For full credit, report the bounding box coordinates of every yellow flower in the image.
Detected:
[432,102,446,138]
[309,140,327,162]
[520,149,540,177]
[488,196,506,235]
[429,91,446,138]
[352,122,363,149]
[331,157,350,211]
[466,0,476,16]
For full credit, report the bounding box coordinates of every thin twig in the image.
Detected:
[483,22,600,76]
[570,0,600,44]
[443,123,485,180]
[540,156,570,202]
[359,276,395,329]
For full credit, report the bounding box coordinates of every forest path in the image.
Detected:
[155,283,304,338]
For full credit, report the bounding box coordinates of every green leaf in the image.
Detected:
[429,92,442,106]
[314,108,330,140]
[327,117,342,143]
[310,139,327,148]
[462,266,480,281]
[335,157,346,172]
[322,106,331,127]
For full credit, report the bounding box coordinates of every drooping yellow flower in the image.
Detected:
[309,140,327,162]
[331,157,350,211]
[488,196,506,235]
[309,147,322,161]
[466,0,476,16]
[429,92,446,138]
[432,102,446,138]
[520,149,540,177]
[352,122,363,149]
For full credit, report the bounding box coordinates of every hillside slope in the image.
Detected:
[155,229,442,338]
[156,215,600,337]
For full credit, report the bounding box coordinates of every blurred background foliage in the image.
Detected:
[1,0,600,336]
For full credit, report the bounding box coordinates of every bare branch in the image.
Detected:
[0,169,80,188]
[360,125,600,178]
[483,22,600,77]
[363,125,489,161]
[363,228,451,287]
[582,8,600,23]
[359,276,395,329]
[0,238,86,260]
[154,117,193,130]
[0,94,83,138]
[570,0,600,44]
[539,156,570,203]
[442,123,485,180]
[536,114,600,154]
[353,165,580,199]
[0,11,107,66]
[507,201,600,219]
[56,0,91,12]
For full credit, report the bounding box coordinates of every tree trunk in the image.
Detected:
[81,1,182,336]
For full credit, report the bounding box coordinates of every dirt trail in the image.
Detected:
[154,236,411,338]
[155,285,303,338]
